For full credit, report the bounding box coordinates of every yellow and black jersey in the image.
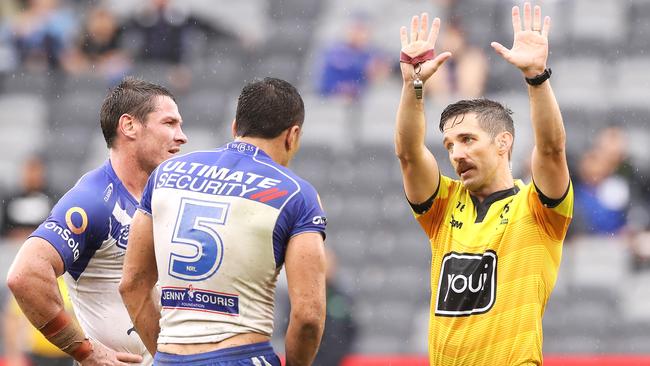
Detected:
[412,175,573,366]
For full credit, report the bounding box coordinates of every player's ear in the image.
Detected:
[231,119,238,138]
[284,125,301,151]
[118,114,137,141]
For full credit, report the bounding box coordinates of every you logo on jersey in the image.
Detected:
[435,250,497,317]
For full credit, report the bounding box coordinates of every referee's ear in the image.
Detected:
[117,113,137,142]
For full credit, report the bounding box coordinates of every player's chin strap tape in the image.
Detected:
[399,49,435,65]
[39,310,93,362]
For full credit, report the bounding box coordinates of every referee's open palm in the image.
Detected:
[492,2,550,78]
[399,13,451,83]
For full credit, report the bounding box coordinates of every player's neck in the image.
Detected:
[108,149,148,201]
[236,137,290,166]
[470,166,514,202]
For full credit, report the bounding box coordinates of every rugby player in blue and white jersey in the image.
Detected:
[120,77,327,366]
[7,78,188,365]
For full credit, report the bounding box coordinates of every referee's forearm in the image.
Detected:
[528,81,565,154]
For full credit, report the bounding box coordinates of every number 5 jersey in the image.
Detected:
[139,141,327,345]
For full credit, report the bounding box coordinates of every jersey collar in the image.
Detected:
[225,141,271,160]
[470,185,520,223]
[104,160,139,205]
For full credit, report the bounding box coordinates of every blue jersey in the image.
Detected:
[139,141,326,345]
[31,160,152,363]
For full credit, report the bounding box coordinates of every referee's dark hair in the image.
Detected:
[439,98,515,140]
[100,77,175,148]
[235,77,305,138]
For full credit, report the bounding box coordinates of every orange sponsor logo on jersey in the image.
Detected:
[65,207,88,235]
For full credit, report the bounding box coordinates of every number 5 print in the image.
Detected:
[169,198,229,281]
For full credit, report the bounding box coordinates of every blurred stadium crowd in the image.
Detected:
[0,0,649,362]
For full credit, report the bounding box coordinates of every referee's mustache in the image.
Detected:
[456,161,476,176]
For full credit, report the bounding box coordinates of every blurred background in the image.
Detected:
[0,0,649,364]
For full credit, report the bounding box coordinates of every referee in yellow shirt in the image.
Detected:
[394,2,571,365]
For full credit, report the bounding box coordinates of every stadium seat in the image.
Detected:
[0,94,47,189]
[625,0,650,54]
[359,82,402,147]
[250,54,302,86]
[1,70,53,96]
[131,62,177,90]
[300,94,350,150]
[569,236,630,289]
[570,0,625,56]
[48,90,106,129]
[177,90,229,129]
[46,125,99,193]
[544,286,619,353]
[544,57,609,108]
[267,0,321,22]
[193,55,247,93]
[612,57,650,108]
[619,270,650,323]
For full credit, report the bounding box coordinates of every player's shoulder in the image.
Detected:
[55,161,119,218]
[279,167,324,211]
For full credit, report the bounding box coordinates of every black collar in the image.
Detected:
[470,185,520,223]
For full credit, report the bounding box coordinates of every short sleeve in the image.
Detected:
[413,175,456,238]
[289,186,327,239]
[272,182,327,267]
[528,181,574,241]
[30,187,108,272]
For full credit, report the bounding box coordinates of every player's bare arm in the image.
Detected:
[395,13,452,204]
[8,238,143,365]
[284,232,326,366]
[492,2,569,198]
[119,211,160,356]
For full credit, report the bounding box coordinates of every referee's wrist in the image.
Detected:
[525,68,552,86]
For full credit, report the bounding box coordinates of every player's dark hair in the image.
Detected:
[235,77,305,138]
[100,77,175,148]
[439,98,515,140]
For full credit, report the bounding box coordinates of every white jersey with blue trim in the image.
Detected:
[139,141,327,345]
[30,160,152,364]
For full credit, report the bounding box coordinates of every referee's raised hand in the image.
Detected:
[398,13,452,83]
[491,2,550,79]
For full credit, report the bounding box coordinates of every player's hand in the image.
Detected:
[81,338,143,366]
[399,13,452,83]
[491,2,550,78]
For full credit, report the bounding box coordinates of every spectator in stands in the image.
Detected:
[0,155,54,242]
[123,0,240,91]
[424,21,487,104]
[7,0,76,72]
[62,6,130,84]
[572,126,635,236]
[317,12,390,101]
[0,1,20,72]
[313,248,357,366]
